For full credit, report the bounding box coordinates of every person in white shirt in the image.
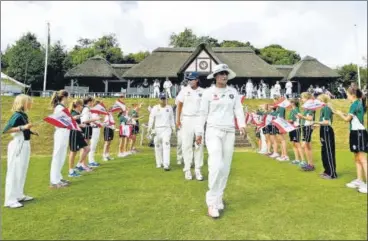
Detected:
[260,80,267,98]
[274,81,281,97]
[240,84,246,95]
[163,78,173,99]
[176,72,205,181]
[246,79,253,99]
[195,64,246,218]
[270,85,275,99]
[285,80,293,98]
[153,79,160,98]
[88,100,104,167]
[174,95,183,165]
[148,92,175,171]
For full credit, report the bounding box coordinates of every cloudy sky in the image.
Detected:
[1,1,367,68]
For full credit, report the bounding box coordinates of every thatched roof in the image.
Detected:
[111,64,135,77]
[65,56,121,79]
[287,56,340,80]
[123,43,283,79]
[274,65,294,81]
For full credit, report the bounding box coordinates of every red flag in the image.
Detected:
[272,117,296,134]
[110,99,126,113]
[119,124,133,137]
[302,99,325,110]
[90,103,108,115]
[274,97,291,108]
[44,108,80,131]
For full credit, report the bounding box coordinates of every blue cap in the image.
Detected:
[159,92,167,99]
[185,72,199,81]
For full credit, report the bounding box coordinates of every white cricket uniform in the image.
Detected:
[285,81,292,97]
[88,113,101,163]
[153,82,160,98]
[261,83,267,98]
[196,86,245,208]
[50,104,70,185]
[274,84,281,96]
[177,86,204,172]
[148,104,175,168]
[163,81,173,98]
[4,114,31,207]
[175,96,183,162]
[246,82,253,99]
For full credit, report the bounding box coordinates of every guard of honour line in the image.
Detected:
[2,64,367,219]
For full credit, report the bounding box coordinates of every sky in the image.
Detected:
[1,1,367,68]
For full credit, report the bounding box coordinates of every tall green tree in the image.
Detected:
[123,51,150,63]
[259,44,301,65]
[196,36,220,47]
[337,63,367,87]
[169,28,198,47]
[46,41,71,89]
[3,32,44,88]
[68,34,124,66]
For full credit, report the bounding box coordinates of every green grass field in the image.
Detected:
[1,149,367,240]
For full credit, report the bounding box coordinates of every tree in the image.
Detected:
[46,41,71,89]
[123,51,150,63]
[169,28,198,47]
[259,44,301,65]
[1,51,8,70]
[68,34,124,66]
[196,36,220,47]
[336,63,367,87]
[4,32,44,88]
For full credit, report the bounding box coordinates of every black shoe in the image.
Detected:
[164,167,170,171]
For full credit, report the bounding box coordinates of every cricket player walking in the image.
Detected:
[176,72,204,181]
[148,92,175,171]
[195,64,246,218]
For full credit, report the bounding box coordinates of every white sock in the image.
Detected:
[69,169,74,174]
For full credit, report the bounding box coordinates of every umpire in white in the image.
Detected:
[195,64,246,218]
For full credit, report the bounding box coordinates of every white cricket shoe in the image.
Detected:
[195,170,204,181]
[5,201,23,209]
[346,179,364,189]
[358,183,367,194]
[184,170,192,180]
[208,206,220,218]
[269,153,280,158]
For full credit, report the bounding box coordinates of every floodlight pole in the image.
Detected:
[43,22,50,95]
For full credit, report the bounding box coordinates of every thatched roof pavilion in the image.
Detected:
[123,43,283,86]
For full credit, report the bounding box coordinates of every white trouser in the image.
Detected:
[205,127,235,207]
[177,128,183,162]
[89,128,100,163]
[165,88,172,98]
[4,133,31,206]
[181,116,203,172]
[50,128,70,184]
[154,127,172,168]
[246,90,252,99]
[260,128,267,152]
[286,89,292,98]
[154,88,160,98]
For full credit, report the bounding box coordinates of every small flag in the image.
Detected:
[272,117,296,134]
[44,108,80,131]
[119,124,133,137]
[274,97,291,108]
[90,103,108,115]
[302,99,325,110]
[110,99,126,113]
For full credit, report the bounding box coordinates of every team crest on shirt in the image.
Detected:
[165,142,169,145]
[166,109,169,112]
[199,93,202,97]
[229,94,234,99]
[213,94,219,100]
[187,92,191,96]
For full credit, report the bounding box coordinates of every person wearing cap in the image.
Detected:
[148,92,175,171]
[195,64,246,218]
[176,72,205,181]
